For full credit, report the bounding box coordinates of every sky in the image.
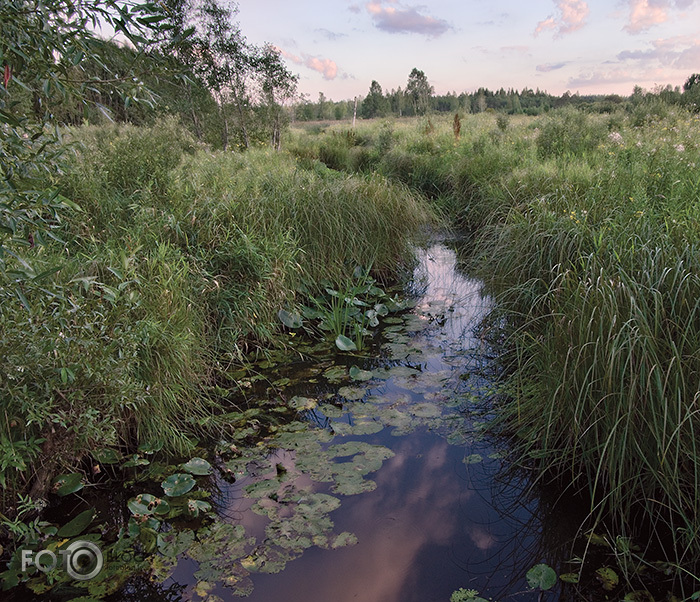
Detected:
[235,0,700,101]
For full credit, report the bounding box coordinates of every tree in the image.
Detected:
[683,73,700,112]
[361,80,389,119]
[257,43,297,149]
[406,68,433,116]
[194,0,254,149]
[683,73,700,92]
[1,0,173,275]
[160,0,295,149]
[389,87,405,117]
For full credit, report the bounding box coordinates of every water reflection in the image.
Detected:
[212,241,575,601]
[112,240,583,602]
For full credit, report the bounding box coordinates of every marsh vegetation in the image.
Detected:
[3,0,700,599]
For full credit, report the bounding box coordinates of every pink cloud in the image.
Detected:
[305,57,338,80]
[624,0,669,33]
[364,0,452,36]
[275,47,303,65]
[534,0,589,37]
[275,47,340,80]
[624,0,699,34]
[618,35,700,69]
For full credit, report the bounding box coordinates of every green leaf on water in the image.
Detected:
[595,567,619,591]
[162,473,196,497]
[330,532,358,548]
[186,499,212,517]
[278,309,303,329]
[181,457,212,476]
[335,334,357,351]
[559,573,580,583]
[463,454,483,465]
[128,494,171,516]
[526,563,557,590]
[52,473,84,496]
[349,365,373,381]
[57,508,95,538]
[338,386,365,400]
[289,396,317,411]
[323,365,348,383]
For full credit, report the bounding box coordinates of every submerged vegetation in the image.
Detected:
[287,104,700,589]
[4,0,700,598]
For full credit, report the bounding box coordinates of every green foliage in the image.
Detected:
[450,589,490,602]
[0,118,432,519]
[526,564,557,590]
[535,107,607,159]
[296,267,401,352]
[288,107,700,578]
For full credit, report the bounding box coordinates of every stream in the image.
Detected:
[119,238,583,601]
[16,239,588,601]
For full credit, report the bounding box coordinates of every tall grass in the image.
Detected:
[288,108,700,571]
[0,118,433,508]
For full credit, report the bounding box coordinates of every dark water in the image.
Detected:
[142,240,583,602]
[11,240,588,602]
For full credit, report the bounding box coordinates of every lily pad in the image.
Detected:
[52,473,84,496]
[278,309,303,329]
[411,403,442,418]
[162,473,196,497]
[323,365,348,383]
[526,563,557,590]
[289,396,318,411]
[330,532,358,548]
[57,508,95,538]
[128,494,171,516]
[181,457,213,476]
[595,567,619,591]
[337,386,366,401]
[335,335,357,351]
[186,499,212,517]
[463,454,483,465]
[349,366,373,381]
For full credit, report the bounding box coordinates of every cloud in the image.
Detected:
[315,28,346,41]
[537,62,569,72]
[500,45,531,54]
[566,68,640,88]
[534,0,589,37]
[365,1,452,36]
[306,57,339,80]
[276,48,341,80]
[617,35,700,69]
[624,0,698,34]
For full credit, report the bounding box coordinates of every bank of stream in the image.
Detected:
[10,237,632,601]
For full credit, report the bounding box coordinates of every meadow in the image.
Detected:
[0,117,433,506]
[286,104,700,574]
[3,101,700,592]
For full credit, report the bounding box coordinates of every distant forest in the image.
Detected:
[293,68,700,121]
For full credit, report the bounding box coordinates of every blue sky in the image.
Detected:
[236,0,700,100]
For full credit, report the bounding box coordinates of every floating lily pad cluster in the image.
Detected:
[278,266,411,351]
[127,458,214,554]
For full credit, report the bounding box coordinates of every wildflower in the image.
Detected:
[608,131,623,145]
[675,144,685,152]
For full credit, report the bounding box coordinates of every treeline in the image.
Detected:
[293,69,700,121]
[5,0,298,151]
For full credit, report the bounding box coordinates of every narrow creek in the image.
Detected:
[16,238,590,601]
[105,237,585,602]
